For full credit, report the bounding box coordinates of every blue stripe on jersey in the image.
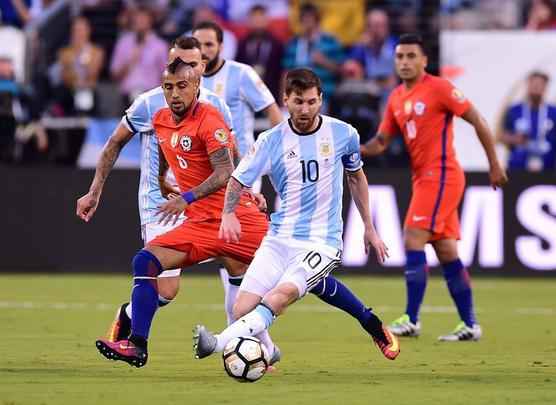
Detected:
[269,132,288,234]
[292,135,318,240]
[326,122,345,247]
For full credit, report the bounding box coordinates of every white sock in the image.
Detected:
[256,330,276,356]
[219,267,242,325]
[215,304,275,352]
[125,302,132,319]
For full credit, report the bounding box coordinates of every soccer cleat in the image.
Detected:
[438,322,482,342]
[387,314,421,337]
[265,345,282,372]
[193,325,217,359]
[95,338,148,367]
[371,326,400,360]
[106,303,131,342]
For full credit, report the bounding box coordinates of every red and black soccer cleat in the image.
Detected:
[95,339,148,368]
[372,326,400,360]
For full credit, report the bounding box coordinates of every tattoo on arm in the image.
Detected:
[191,147,234,200]
[90,131,132,196]
[223,177,244,214]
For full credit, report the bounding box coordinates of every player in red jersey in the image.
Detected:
[94,59,270,367]
[361,34,507,341]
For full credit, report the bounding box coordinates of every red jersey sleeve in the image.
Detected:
[378,94,401,137]
[436,78,471,117]
[198,108,234,155]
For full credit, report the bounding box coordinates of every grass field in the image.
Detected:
[1,274,555,405]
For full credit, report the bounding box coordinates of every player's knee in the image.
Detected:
[264,284,298,315]
[232,300,253,320]
[157,277,180,300]
[404,228,428,250]
[221,257,247,277]
[132,249,163,278]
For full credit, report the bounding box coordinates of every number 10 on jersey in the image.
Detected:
[300,160,319,183]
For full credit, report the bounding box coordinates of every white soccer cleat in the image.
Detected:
[438,322,482,342]
[387,314,421,337]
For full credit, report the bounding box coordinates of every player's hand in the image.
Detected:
[219,213,242,243]
[364,227,389,265]
[252,193,267,212]
[489,163,508,190]
[159,179,180,200]
[156,195,187,226]
[76,191,100,222]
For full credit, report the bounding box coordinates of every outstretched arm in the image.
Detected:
[360,133,392,158]
[461,105,508,189]
[346,169,388,264]
[76,123,134,222]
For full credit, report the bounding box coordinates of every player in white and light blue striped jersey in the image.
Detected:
[192,21,283,158]
[193,69,400,362]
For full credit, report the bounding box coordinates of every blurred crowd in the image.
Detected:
[0,0,554,171]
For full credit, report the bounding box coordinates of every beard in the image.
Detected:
[204,55,219,73]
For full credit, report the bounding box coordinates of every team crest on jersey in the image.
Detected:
[214,129,228,144]
[319,142,332,157]
[414,101,426,116]
[180,135,192,151]
[404,100,413,115]
[171,132,180,148]
[451,88,466,103]
[215,83,224,96]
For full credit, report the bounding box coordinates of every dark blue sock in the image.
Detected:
[311,276,372,325]
[130,249,163,340]
[442,258,476,327]
[405,250,428,324]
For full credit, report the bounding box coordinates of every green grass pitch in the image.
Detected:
[1,274,555,405]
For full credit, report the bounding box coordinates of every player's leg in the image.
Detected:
[310,276,394,352]
[194,236,285,359]
[433,238,481,342]
[388,182,436,337]
[96,245,188,367]
[219,257,247,325]
[106,222,182,342]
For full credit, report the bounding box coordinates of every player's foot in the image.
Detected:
[266,345,282,372]
[387,314,421,337]
[193,325,217,359]
[360,311,400,360]
[106,303,131,342]
[95,338,148,367]
[438,322,482,342]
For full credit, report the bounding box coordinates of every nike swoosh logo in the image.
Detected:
[119,343,134,350]
[412,215,427,222]
[387,331,399,353]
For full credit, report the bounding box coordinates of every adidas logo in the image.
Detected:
[287,150,297,159]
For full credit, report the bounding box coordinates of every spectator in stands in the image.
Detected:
[526,0,556,30]
[0,57,47,163]
[0,0,31,28]
[499,71,556,172]
[54,16,104,115]
[282,2,344,107]
[236,4,283,100]
[344,9,397,95]
[181,4,238,60]
[110,6,167,103]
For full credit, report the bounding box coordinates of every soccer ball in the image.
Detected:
[222,336,270,382]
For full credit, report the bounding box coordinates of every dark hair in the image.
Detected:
[193,21,223,43]
[300,2,320,21]
[173,36,201,51]
[398,33,426,54]
[250,4,267,14]
[285,68,322,96]
[528,70,550,83]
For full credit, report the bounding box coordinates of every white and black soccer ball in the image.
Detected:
[222,336,270,382]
